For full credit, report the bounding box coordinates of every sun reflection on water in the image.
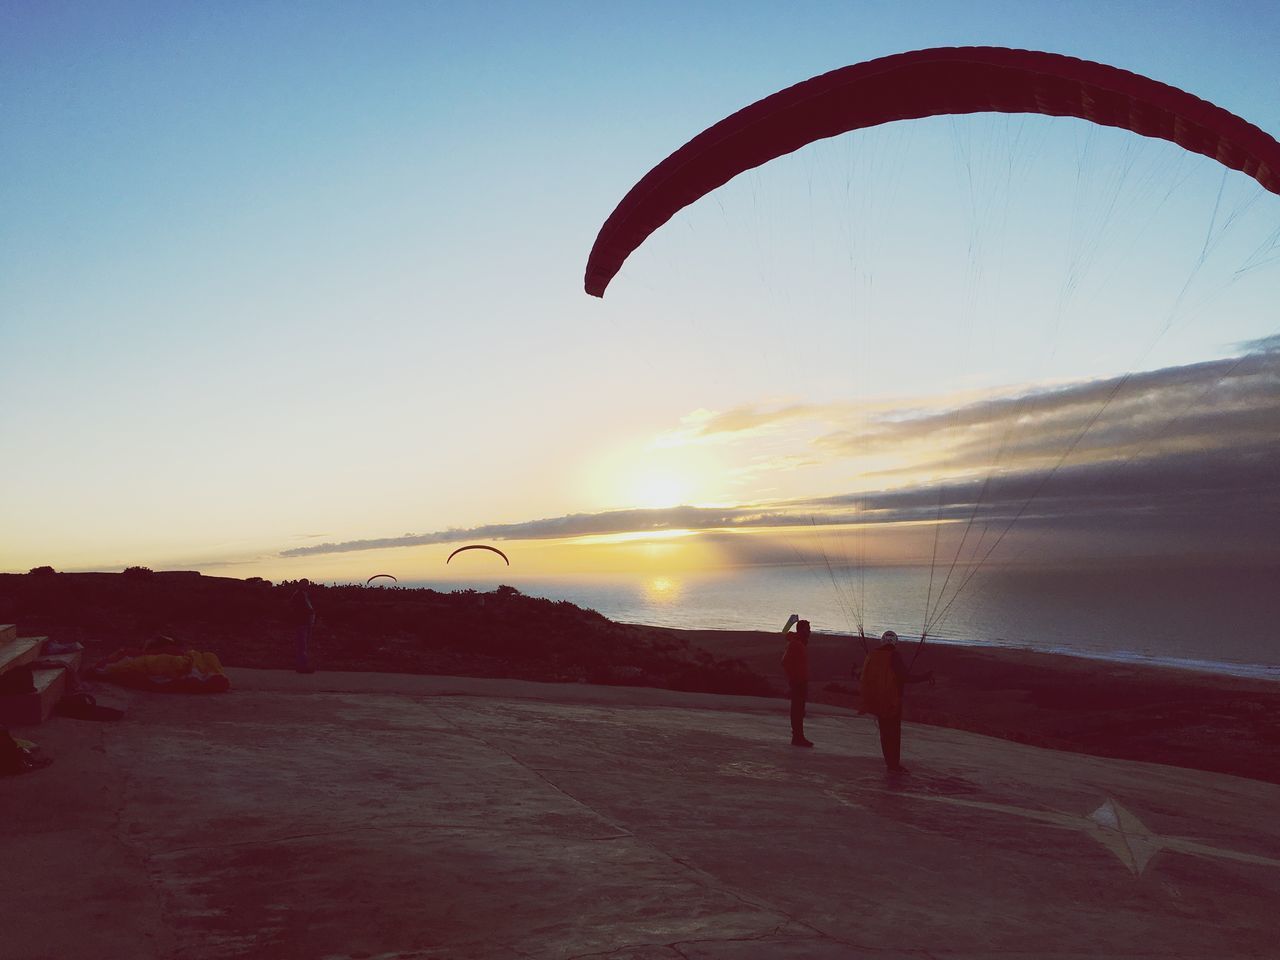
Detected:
[645,576,681,604]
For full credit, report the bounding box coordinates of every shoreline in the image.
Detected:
[5,570,1276,785]
[621,617,1280,682]
[383,560,1280,682]
[659,626,1280,785]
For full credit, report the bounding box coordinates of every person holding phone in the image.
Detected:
[781,613,814,747]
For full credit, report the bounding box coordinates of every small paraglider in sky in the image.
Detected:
[366,574,398,586]
[446,545,510,566]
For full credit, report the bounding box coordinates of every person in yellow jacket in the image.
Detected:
[780,614,814,747]
[860,630,933,773]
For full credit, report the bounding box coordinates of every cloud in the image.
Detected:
[653,402,848,448]
[279,506,803,557]
[814,350,1280,480]
[727,453,821,481]
[280,443,1278,561]
[1238,333,1280,355]
[691,403,834,437]
[654,350,1280,489]
[280,350,1279,565]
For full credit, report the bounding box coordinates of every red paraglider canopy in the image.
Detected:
[585,46,1280,297]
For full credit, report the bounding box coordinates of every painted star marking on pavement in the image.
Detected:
[908,792,1280,877]
[717,762,1280,878]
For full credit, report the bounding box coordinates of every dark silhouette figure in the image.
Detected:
[860,630,932,773]
[781,614,813,747]
[289,579,316,674]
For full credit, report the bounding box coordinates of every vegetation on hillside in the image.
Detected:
[0,572,774,697]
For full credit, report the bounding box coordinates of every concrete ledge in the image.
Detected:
[0,665,67,726]
[0,638,43,677]
[38,650,83,674]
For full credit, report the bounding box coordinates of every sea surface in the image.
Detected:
[391,563,1280,680]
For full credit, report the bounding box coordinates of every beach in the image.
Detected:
[680,627,1280,785]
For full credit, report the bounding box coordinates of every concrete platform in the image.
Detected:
[0,634,71,726]
[0,636,42,676]
[0,664,68,726]
[2,668,1278,959]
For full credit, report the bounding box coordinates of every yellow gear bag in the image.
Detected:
[859,647,901,717]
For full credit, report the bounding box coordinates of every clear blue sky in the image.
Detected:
[3,1,1278,578]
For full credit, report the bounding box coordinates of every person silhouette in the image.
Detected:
[781,614,814,747]
[860,630,933,773]
[288,579,317,674]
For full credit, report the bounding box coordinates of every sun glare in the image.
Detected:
[645,575,682,603]
[629,469,691,509]
[570,528,696,546]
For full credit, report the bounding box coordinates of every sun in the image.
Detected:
[628,469,692,510]
[585,441,716,513]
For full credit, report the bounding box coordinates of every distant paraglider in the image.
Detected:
[366,574,398,586]
[446,545,510,566]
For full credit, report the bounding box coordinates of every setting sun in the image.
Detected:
[629,469,692,509]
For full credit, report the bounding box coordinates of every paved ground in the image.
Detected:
[4,669,1279,959]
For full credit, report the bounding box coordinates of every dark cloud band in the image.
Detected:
[281,350,1279,563]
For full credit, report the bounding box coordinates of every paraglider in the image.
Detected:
[584,46,1280,297]
[582,44,1280,678]
[446,545,510,566]
[366,574,397,586]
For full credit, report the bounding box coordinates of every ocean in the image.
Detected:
[388,562,1280,680]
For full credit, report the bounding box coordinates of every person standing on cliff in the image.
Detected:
[289,579,317,674]
[781,614,814,747]
[860,630,933,773]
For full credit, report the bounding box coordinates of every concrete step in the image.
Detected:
[35,649,83,675]
[0,638,44,677]
[0,624,15,645]
[0,666,68,727]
